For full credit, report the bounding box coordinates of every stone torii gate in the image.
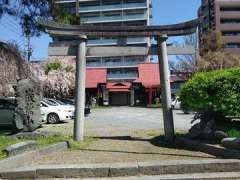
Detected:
[39,19,199,142]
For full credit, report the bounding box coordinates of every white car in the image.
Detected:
[41,100,74,124]
[46,98,91,116]
[171,97,181,109]
[44,98,74,109]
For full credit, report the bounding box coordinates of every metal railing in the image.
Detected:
[81,13,147,23]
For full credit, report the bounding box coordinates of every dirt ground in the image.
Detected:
[30,132,214,165]
[29,107,214,165]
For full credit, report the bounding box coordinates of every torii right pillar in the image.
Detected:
[156,34,175,142]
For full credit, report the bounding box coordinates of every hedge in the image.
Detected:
[179,68,240,117]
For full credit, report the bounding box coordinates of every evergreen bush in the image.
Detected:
[179,68,240,118]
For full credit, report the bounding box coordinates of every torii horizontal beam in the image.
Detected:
[39,19,199,37]
[48,44,196,57]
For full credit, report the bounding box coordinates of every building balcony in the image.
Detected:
[81,13,147,24]
[107,73,138,79]
[79,3,147,13]
[87,37,149,46]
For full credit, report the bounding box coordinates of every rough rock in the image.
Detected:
[188,123,201,139]
[221,138,240,150]
[213,131,228,140]
[202,126,213,139]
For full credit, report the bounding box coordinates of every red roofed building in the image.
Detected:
[106,82,132,106]
[133,63,161,105]
[86,68,107,89]
[85,68,107,106]
[85,64,189,106]
[134,63,160,88]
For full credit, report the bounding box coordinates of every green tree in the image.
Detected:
[198,30,240,71]
[171,33,198,72]
[0,0,80,37]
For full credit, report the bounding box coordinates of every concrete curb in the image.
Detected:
[175,137,240,159]
[1,159,240,179]
[3,140,37,157]
[0,141,69,171]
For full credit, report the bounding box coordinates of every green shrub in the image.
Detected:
[45,60,62,74]
[179,68,240,117]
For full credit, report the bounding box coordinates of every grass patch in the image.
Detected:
[0,136,22,159]
[227,128,240,138]
[68,136,96,150]
[135,129,187,138]
[0,134,97,160]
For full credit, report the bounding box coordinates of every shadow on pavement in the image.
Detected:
[79,148,213,159]
[87,135,214,159]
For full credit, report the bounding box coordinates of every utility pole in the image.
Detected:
[27,35,32,62]
[156,35,175,142]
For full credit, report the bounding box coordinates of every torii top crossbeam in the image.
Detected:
[39,19,199,37]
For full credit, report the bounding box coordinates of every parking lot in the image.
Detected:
[39,106,195,137]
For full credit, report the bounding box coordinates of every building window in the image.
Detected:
[222,31,240,36]
[125,0,146,3]
[221,18,240,24]
[220,7,240,12]
[224,43,240,48]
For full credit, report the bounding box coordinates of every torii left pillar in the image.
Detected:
[156,34,175,142]
[74,35,87,141]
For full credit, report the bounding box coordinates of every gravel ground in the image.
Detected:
[38,107,195,137]
[29,107,214,165]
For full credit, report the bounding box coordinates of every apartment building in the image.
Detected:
[55,0,152,79]
[54,0,152,105]
[198,0,240,54]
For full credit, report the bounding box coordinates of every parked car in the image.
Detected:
[59,98,91,116]
[0,98,16,127]
[44,98,73,107]
[59,99,74,105]
[41,100,74,124]
[171,97,181,109]
[171,97,191,114]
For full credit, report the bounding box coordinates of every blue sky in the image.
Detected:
[0,0,200,60]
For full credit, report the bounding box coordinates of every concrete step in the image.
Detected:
[82,172,240,180]
[1,159,240,179]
